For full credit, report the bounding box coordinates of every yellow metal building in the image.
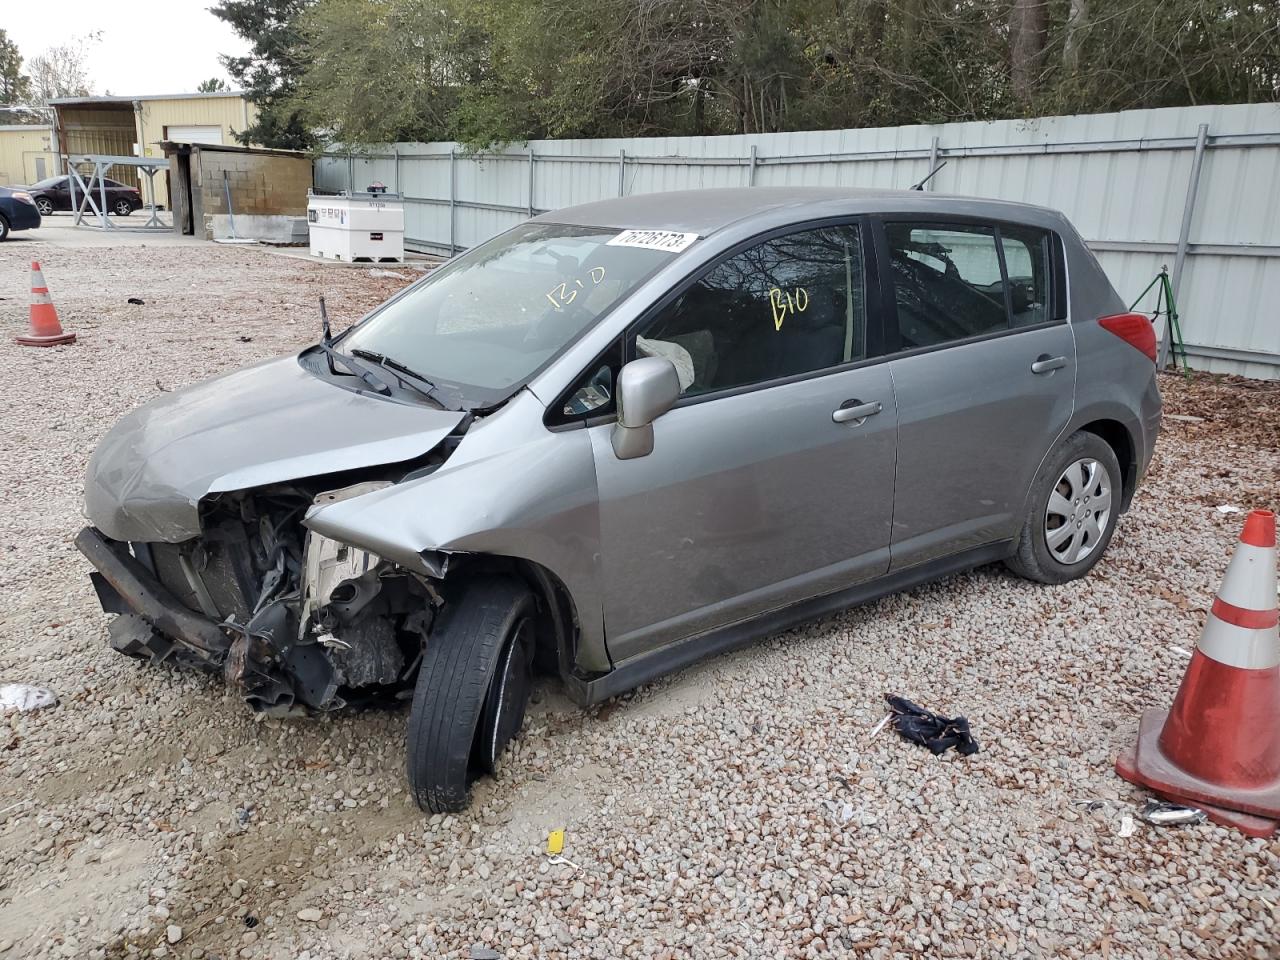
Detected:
[49,91,258,206]
[0,125,57,185]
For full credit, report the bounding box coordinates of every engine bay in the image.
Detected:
[92,480,440,715]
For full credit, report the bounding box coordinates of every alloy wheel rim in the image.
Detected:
[114,200,131,215]
[37,200,52,215]
[1044,457,1112,565]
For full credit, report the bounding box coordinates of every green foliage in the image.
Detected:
[235,0,1280,150]
[290,0,481,147]
[0,29,33,105]
[1035,0,1280,115]
[197,77,231,93]
[212,0,316,149]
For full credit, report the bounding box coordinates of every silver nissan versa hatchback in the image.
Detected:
[78,188,1161,811]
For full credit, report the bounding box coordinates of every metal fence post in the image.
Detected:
[68,161,80,226]
[449,148,457,256]
[618,149,626,196]
[393,144,401,196]
[347,154,355,192]
[528,148,535,217]
[1164,122,1209,368]
[927,136,940,189]
[98,163,109,229]
[748,144,757,186]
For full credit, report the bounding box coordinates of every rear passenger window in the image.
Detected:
[1000,225,1051,327]
[886,223,1008,349]
[633,224,866,396]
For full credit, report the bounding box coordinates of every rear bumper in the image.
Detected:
[4,202,41,230]
[1138,377,1163,481]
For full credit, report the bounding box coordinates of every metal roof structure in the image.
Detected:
[49,91,248,107]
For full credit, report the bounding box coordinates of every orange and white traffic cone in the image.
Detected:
[1116,509,1280,835]
[16,261,76,346]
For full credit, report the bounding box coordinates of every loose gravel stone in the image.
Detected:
[0,237,1277,959]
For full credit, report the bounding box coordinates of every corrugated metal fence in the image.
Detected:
[316,103,1280,379]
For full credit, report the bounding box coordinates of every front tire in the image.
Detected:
[35,198,53,216]
[407,578,535,813]
[114,199,134,217]
[1006,430,1122,585]
[0,215,9,241]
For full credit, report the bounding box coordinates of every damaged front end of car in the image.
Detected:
[77,477,447,716]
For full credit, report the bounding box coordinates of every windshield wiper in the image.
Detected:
[316,341,394,395]
[315,296,392,395]
[350,348,442,405]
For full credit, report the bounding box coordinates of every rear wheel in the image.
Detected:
[406,578,535,813]
[1006,430,1121,585]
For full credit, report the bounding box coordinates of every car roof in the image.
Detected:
[532,187,1065,237]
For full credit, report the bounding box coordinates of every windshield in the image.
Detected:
[31,176,65,189]
[340,223,685,403]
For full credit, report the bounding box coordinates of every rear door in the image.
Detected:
[51,176,73,211]
[877,218,1076,569]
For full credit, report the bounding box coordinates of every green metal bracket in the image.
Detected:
[1130,265,1189,376]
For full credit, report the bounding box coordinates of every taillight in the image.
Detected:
[1098,312,1157,363]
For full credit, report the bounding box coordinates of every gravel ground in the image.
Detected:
[1,238,1278,960]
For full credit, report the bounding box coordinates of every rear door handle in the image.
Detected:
[832,399,882,424]
[1031,354,1067,375]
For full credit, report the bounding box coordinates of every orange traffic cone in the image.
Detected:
[1116,509,1280,835]
[16,261,76,346]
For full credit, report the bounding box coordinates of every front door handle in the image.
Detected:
[1031,354,1067,375]
[832,399,882,424]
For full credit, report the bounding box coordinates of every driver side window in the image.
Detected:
[632,224,867,397]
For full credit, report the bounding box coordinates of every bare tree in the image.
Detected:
[1063,0,1087,73]
[1009,0,1048,101]
[28,34,98,113]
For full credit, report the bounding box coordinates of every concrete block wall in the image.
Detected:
[195,149,312,235]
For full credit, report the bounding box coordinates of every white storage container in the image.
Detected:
[307,190,405,262]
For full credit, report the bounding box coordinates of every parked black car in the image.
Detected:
[25,175,142,217]
[0,185,42,240]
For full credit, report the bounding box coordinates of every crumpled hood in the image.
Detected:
[85,354,465,542]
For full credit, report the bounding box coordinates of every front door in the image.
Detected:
[877,219,1076,568]
[587,221,898,663]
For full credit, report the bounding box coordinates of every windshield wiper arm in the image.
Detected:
[314,295,397,396]
[316,341,393,395]
[350,348,442,404]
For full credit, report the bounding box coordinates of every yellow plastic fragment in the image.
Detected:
[546,829,565,855]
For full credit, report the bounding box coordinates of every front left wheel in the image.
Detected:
[113,199,135,217]
[406,578,535,813]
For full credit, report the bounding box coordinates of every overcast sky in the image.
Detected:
[6,0,251,97]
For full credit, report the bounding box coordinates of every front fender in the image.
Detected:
[303,391,610,673]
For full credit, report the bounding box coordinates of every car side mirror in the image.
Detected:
[611,356,680,460]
